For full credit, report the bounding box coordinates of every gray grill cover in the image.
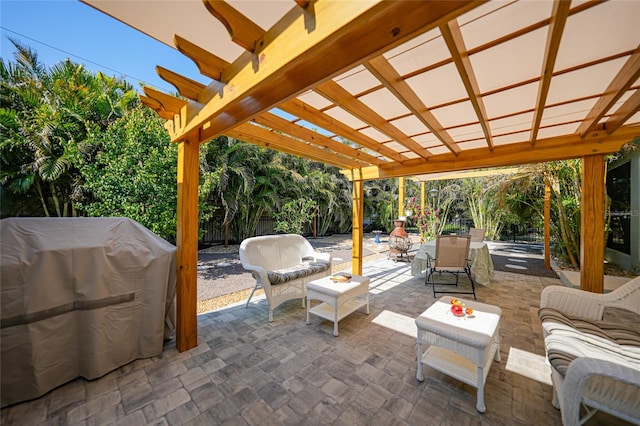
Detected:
[0,217,177,407]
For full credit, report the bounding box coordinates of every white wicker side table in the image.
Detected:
[306,274,370,336]
[415,296,501,413]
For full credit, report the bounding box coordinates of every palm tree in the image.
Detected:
[0,39,135,217]
[363,179,392,232]
[303,164,345,235]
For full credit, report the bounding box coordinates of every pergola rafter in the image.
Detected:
[365,55,461,155]
[253,113,385,166]
[83,0,640,351]
[530,0,571,145]
[174,35,230,81]
[440,19,494,151]
[226,122,360,169]
[577,48,640,137]
[606,89,640,133]
[315,80,433,159]
[279,98,409,163]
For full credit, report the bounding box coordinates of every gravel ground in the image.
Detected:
[195,235,638,313]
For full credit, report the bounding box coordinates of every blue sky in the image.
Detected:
[1,0,208,93]
[0,0,332,135]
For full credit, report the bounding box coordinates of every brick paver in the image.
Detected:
[1,259,605,425]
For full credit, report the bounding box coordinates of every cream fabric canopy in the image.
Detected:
[82,0,640,176]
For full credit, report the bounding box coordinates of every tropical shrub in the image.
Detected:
[273,198,317,234]
[78,107,179,241]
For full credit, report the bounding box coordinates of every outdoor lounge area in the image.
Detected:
[1,259,631,425]
[2,0,639,424]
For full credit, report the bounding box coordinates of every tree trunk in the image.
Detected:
[548,173,579,268]
[35,180,50,217]
[50,182,62,217]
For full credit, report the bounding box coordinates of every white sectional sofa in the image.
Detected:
[240,234,332,322]
[538,276,640,425]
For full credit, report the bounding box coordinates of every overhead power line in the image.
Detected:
[0,26,171,91]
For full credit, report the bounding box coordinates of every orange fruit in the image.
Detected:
[465,307,474,315]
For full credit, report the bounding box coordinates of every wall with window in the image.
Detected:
[605,150,640,273]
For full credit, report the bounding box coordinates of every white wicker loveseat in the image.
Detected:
[538,276,640,425]
[240,234,332,322]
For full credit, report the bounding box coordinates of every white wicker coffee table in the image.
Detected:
[306,274,370,336]
[415,296,501,413]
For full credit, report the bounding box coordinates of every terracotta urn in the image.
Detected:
[390,219,408,238]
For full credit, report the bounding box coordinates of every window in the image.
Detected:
[606,161,631,255]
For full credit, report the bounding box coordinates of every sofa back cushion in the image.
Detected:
[240,234,313,271]
[603,306,640,328]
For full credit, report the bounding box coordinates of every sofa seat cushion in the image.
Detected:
[267,260,331,285]
[539,307,640,376]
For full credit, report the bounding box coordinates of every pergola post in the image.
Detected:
[176,134,200,352]
[352,179,364,276]
[544,179,551,269]
[580,154,606,293]
[398,177,405,219]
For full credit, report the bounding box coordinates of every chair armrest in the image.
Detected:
[562,357,640,426]
[540,285,607,320]
[311,252,331,263]
[301,247,330,264]
[241,264,270,288]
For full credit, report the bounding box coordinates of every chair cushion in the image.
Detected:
[267,260,330,285]
[603,306,640,327]
[539,307,640,346]
[539,307,640,376]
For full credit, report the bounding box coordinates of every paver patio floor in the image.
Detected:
[1,259,627,425]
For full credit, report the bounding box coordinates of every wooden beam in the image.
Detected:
[544,179,551,269]
[226,122,361,169]
[351,179,364,276]
[254,112,385,166]
[139,95,174,120]
[156,66,206,101]
[420,181,426,225]
[386,51,638,134]
[142,86,189,116]
[295,0,310,8]
[365,55,461,155]
[440,19,494,150]
[174,35,230,81]
[398,177,405,219]
[530,0,571,145]
[577,48,640,137]
[351,0,603,102]
[279,98,409,163]
[172,0,483,143]
[605,89,640,134]
[202,0,265,52]
[413,167,524,181]
[348,126,639,181]
[315,80,432,158]
[580,154,606,293]
[176,134,200,352]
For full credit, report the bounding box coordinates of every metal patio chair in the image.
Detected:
[426,234,476,300]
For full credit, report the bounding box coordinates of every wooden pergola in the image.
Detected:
[83,0,640,351]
